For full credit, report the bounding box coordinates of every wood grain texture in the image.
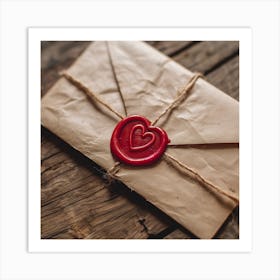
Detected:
[41,41,239,239]
[164,229,192,239]
[172,41,239,74]
[41,41,91,96]
[206,55,239,101]
[148,41,196,56]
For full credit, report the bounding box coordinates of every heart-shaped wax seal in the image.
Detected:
[110,115,170,166]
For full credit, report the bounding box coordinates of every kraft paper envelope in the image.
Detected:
[41,41,239,239]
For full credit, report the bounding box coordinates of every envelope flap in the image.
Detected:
[107,41,239,145]
[66,41,126,120]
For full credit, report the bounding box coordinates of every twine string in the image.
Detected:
[151,73,204,126]
[60,71,125,120]
[163,153,239,203]
[105,161,121,184]
[61,71,238,203]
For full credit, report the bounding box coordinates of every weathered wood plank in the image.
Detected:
[41,133,62,160]
[163,229,191,239]
[172,41,239,74]
[41,41,239,239]
[147,41,196,56]
[42,185,172,239]
[206,55,239,100]
[41,41,91,96]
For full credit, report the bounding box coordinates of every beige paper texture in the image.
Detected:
[41,41,239,239]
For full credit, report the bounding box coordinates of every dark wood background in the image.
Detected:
[41,41,239,239]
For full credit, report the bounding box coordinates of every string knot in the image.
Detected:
[103,161,121,185]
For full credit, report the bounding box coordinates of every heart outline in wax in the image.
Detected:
[129,124,156,152]
[110,115,170,166]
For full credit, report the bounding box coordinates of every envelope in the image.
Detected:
[41,41,239,239]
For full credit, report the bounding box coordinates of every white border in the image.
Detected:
[28,27,252,253]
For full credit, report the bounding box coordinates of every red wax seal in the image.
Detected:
[110,115,170,166]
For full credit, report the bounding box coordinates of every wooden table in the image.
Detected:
[41,41,239,239]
